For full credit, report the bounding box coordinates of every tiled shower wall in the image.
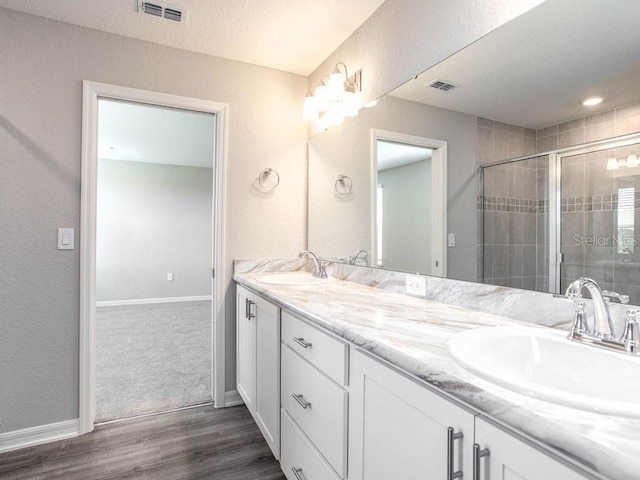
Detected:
[476,100,640,300]
[480,156,549,290]
[560,144,640,302]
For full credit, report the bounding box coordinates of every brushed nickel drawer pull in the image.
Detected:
[293,337,312,348]
[291,466,304,480]
[246,299,256,320]
[292,393,312,409]
[447,427,464,480]
[473,443,490,480]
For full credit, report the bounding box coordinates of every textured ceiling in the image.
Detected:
[390,0,640,129]
[0,0,386,75]
[98,98,215,168]
[377,141,432,171]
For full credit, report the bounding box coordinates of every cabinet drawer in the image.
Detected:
[282,311,348,385]
[281,345,348,477]
[281,410,341,480]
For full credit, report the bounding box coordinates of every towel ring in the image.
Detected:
[258,168,280,191]
[335,174,353,196]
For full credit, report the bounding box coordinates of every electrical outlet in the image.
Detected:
[167,273,174,281]
[405,275,426,296]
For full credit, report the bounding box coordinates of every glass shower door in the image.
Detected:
[481,155,550,291]
[558,143,640,304]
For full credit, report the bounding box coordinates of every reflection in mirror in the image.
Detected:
[376,140,433,272]
[307,0,640,304]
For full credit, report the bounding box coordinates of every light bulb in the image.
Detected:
[328,71,346,100]
[606,157,619,170]
[303,94,318,121]
[314,84,330,112]
[626,154,639,167]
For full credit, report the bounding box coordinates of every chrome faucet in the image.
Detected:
[348,249,368,265]
[565,277,639,355]
[298,250,327,279]
[565,277,614,339]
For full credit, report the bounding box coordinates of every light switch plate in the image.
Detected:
[448,233,456,247]
[405,275,426,296]
[57,228,74,250]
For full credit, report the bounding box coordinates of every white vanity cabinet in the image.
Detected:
[349,349,475,480]
[236,284,280,459]
[473,418,590,480]
[235,281,597,480]
[280,311,349,480]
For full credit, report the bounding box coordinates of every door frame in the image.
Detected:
[370,129,447,277]
[79,81,228,434]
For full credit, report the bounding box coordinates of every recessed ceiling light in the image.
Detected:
[582,97,603,106]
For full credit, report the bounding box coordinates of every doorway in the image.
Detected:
[80,82,228,434]
[371,130,447,276]
[94,98,214,422]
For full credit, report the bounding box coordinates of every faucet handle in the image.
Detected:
[318,259,328,279]
[568,300,590,337]
[620,309,640,354]
[602,290,630,305]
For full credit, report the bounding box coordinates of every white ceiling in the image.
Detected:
[98,98,215,168]
[377,140,432,171]
[0,0,385,75]
[390,0,640,129]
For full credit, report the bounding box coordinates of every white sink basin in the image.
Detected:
[258,273,333,286]
[447,325,640,417]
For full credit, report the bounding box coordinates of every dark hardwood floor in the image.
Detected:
[0,405,286,480]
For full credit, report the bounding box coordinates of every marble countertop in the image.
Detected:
[235,271,640,480]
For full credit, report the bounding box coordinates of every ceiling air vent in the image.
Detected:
[138,1,186,23]
[163,8,183,22]
[427,79,459,92]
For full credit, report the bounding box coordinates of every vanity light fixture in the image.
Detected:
[606,153,640,170]
[303,63,363,127]
[582,97,603,106]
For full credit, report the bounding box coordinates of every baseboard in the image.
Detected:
[96,295,212,307]
[223,390,244,407]
[0,419,79,454]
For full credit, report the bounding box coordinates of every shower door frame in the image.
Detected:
[481,131,640,295]
[552,132,640,294]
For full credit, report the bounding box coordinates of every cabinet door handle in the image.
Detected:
[473,443,490,480]
[292,393,312,409]
[245,299,255,320]
[291,467,305,480]
[293,336,312,348]
[447,427,464,480]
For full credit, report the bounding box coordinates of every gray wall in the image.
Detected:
[96,160,213,302]
[0,1,547,437]
[0,8,307,434]
[309,95,477,281]
[379,159,431,273]
[308,0,546,135]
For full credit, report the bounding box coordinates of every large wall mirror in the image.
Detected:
[308,0,640,304]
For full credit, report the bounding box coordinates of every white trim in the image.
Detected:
[80,81,229,434]
[370,129,448,277]
[224,390,244,407]
[96,295,213,307]
[0,420,79,454]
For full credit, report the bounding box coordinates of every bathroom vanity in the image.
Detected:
[235,266,639,480]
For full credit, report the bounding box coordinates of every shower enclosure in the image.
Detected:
[480,135,640,304]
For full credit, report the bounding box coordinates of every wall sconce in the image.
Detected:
[607,154,640,170]
[303,62,362,127]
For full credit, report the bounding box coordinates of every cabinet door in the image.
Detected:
[474,418,590,480]
[254,293,281,459]
[236,285,256,414]
[349,350,475,480]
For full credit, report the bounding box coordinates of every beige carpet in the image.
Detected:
[95,300,212,422]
